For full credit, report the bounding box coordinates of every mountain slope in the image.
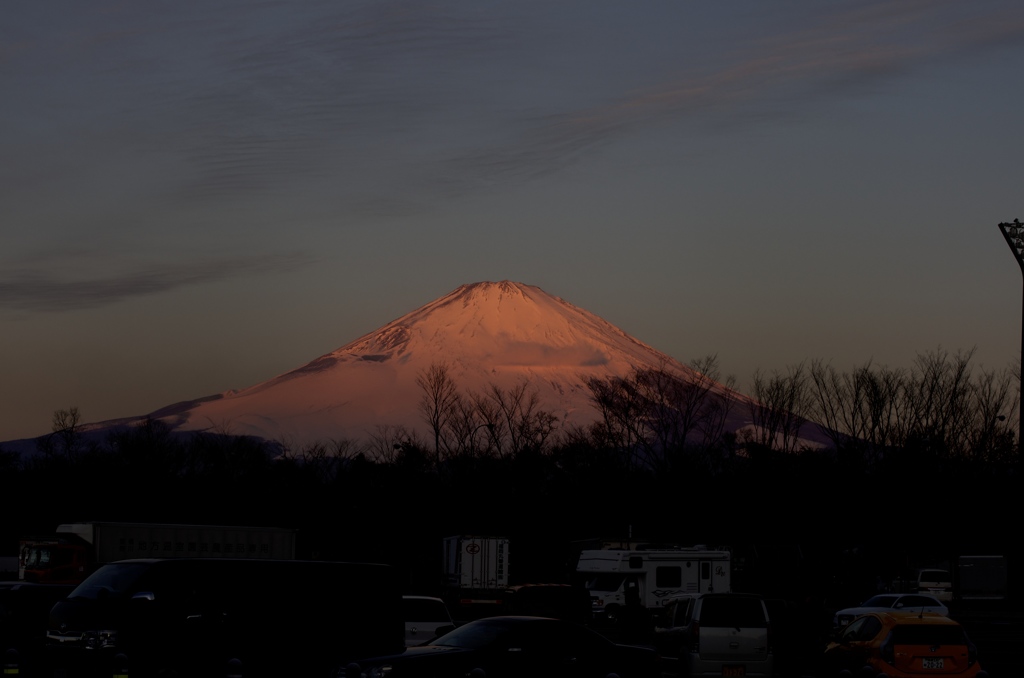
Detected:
[147,281,747,449]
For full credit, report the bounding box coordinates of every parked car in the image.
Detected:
[915,568,953,602]
[832,593,949,627]
[890,568,954,601]
[334,615,662,678]
[500,583,593,624]
[651,592,773,678]
[402,595,456,647]
[822,610,983,677]
[43,558,403,678]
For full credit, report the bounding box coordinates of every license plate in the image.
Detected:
[722,666,746,677]
[922,658,945,669]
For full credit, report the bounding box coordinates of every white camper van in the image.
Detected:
[577,546,730,621]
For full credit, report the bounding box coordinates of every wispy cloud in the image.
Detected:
[5,0,1024,246]
[0,252,312,313]
[447,1,1024,185]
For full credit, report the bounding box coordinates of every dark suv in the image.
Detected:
[653,592,773,678]
[43,558,403,678]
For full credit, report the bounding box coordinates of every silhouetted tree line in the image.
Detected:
[1,348,1019,588]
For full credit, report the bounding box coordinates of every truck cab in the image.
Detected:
[20,537,91,584]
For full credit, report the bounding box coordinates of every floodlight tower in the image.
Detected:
[997,218,1024,457]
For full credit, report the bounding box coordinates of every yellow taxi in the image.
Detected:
[822,610,983,677]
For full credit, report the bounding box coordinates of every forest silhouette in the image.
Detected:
[3,347,1018,595]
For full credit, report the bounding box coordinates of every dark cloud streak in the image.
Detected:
[0,252,313,313]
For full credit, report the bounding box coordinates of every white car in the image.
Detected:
[401,595,455,647]
[832,593,949,628]
[915,568,953,601]
[652,592,774,678]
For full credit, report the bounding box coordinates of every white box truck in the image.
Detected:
[576,546,730,621]
[441,536,509,617]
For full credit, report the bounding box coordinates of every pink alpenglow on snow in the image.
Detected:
[126,281,750,449]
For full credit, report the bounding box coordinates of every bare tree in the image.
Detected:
[808,359,905,464]
[631,366,685,468]
[451,396,497,458]
[689,355,739,450]
[583,373,647,469]
[49,406,82,461]
[808,348,1018,467]
[416,362,461,463]
[366,425,425,466]
[965,366,1018,464]
[292,438,360,483]
[482,381,559,459]
[583,358,740,469]
[746,364,811,453]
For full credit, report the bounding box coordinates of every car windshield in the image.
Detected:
[432,619,514,649]
[67,563,149,600]
[861,596,898,608]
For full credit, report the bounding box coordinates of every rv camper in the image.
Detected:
[577,546,730,621]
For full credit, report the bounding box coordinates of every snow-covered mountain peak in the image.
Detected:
[56,282,752,449]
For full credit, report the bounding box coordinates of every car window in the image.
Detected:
[676,599,694,626]
[433,620,510,649]
[699,597,767,627]
[897,596,940,608]
[503,620,587,655]
[840,617,867,642]
[861,595,897,608]
[555,622,610,654]
[67,563,150,600]
[855,616,883,641]
[892,624,966,645]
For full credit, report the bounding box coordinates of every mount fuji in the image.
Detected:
[32,281,766,451]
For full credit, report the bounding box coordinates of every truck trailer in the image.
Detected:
[19,521,297,585]
[441,535,509,619]
[576,546,730,621]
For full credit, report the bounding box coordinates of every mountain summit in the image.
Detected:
[139,281,743,448]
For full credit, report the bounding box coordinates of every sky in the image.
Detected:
[3,0,1024,443]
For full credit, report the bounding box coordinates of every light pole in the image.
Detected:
[997,218,1024,458]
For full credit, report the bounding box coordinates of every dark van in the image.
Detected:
[43,558,403,678]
